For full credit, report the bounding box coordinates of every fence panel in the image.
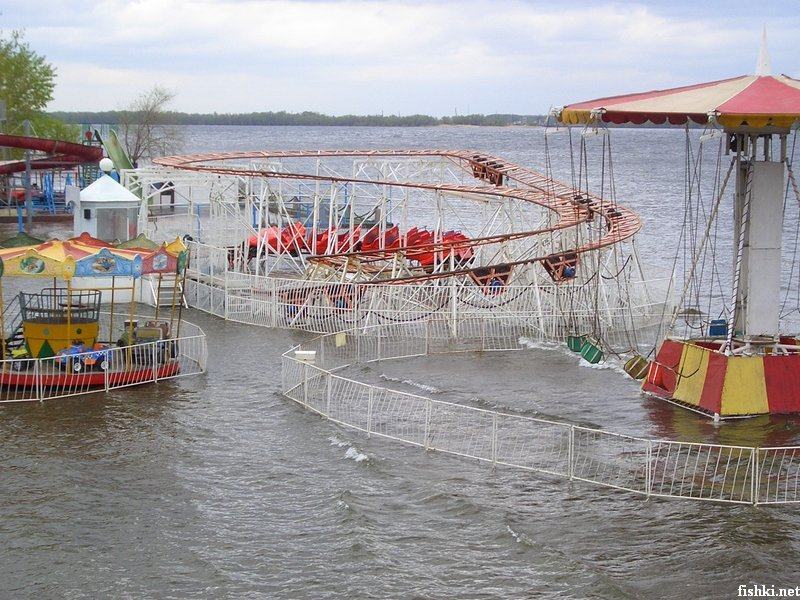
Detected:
[494,414,571,476]
[756,447,800,504]
[369,388,429,446]
[571,427,649,494]
[649,441,754,504]
[427,401,495,461]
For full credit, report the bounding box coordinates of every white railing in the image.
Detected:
[0,319,207,403]
[185,241,671,351]
[280,324,796,505]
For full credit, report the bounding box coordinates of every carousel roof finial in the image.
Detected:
[756,25,771,76]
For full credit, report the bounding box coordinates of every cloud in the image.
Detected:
[4,0,798,114]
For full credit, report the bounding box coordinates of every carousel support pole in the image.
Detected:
[126,278,136,367]
[66,279,72,345]
[730,132,785,344]
[168,269,180,336]
[0,281,6,362]
[176,261,189,339]
[109,276,116,343]
[154,273,163,320]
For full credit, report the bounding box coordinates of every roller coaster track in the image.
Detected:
[155,150,641,282]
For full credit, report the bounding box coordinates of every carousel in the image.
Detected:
[0,231,195,401]
[559,36,800,418]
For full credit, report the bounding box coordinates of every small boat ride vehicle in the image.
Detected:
[0,232,206,402]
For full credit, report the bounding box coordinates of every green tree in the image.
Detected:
[0,30,77,141]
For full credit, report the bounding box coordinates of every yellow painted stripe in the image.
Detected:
[672,343,709,409]
[721,356,769,416]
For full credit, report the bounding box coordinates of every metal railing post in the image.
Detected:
[424,399,432,451]
[568,426,575,480]
[367,387,373,439]
[34,360,42,402]
[424,320,430,355]
[104,351,111,392]
[223,267,229,321]
[325,372,331,416]
[491,412,498,467]
[152,342,159,382]
[646,440,652,499]
[752,448,760,506]
[302,363,308,408]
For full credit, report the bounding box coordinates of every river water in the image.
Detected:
[2,126,800,599]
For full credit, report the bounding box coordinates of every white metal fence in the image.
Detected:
[185,241,671,352]
[0,319,207,403]
[281,324,797,506]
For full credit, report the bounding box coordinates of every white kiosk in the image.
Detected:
[71,159,155,304]
[73,172,140,243]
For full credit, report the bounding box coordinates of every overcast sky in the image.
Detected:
[4,0,799,116]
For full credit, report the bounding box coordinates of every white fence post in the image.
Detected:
[302,363,308,408]
[104,352,110,392]
[34,360,42,402]
[325,372,331,416]
[568,426,575,480]
[152,342,159,382]
[752,449,760,506]
[646,440,652,499]
[424,399,432,451]
[223,267,230,321]
[491,412,498,466]
[367,387,373,439]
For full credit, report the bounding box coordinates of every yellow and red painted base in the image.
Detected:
[642,338,800,417]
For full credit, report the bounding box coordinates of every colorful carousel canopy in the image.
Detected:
[116,233,161,251]
[0,232,188,279]
[0,231,45,248]
[559,74,800,129]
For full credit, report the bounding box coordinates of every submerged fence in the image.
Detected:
[0,319,207,404]
[185,241,671,352]
[281,325,800,506]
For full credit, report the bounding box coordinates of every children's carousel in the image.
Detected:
[0,231,200,402]
[559,36,800,418]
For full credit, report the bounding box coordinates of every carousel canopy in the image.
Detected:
[0,231,45,248]
[559,74,800,129]
[0,232,188,279]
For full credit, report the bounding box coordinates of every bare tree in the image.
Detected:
[118,85,183,165]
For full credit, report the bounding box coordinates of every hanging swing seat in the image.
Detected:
[624,354,649,379]
[579,338,604,364]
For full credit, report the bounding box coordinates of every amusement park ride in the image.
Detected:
[559,39,800,418]
[144,146,664,362]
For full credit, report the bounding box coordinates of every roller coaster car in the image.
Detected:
[360,225,401,253]
[469,265,513,295]
[469,156,504,186]
[248,223,309,255]
[335,225,362,253]
[405,227,436,266]
[441,230,474,264]
[542,252,579,282]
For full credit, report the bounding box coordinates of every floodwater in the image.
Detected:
[2,126,800,599]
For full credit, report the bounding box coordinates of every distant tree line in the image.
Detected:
[49,110,548,127]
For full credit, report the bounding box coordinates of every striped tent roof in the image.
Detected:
[559,75,800,129]
[0,232,187,279]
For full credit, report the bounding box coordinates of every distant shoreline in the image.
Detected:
[49,110,548,127]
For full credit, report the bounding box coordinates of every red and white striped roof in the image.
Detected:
[560,74,800,129]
